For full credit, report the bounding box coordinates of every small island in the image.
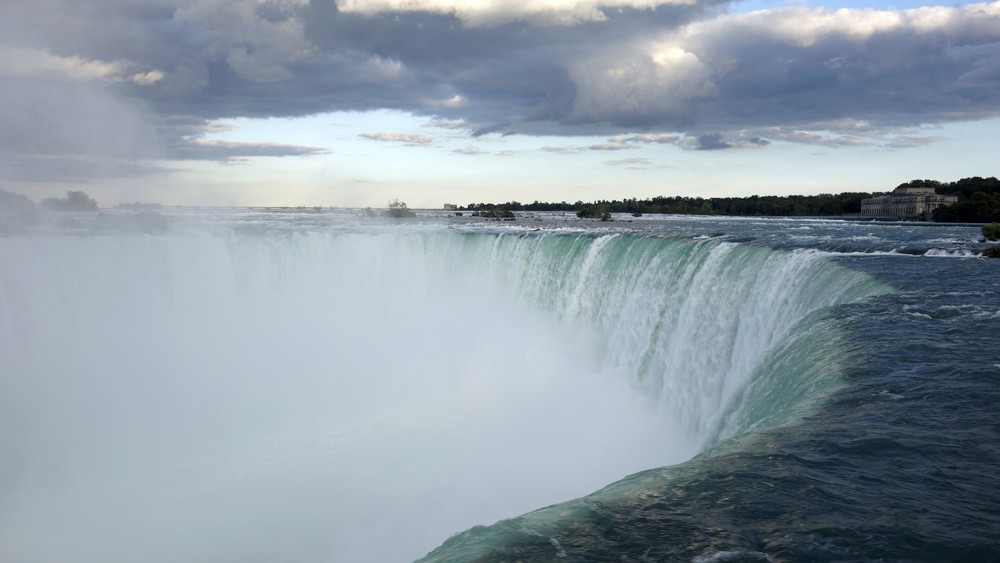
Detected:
[385,199,416,218]
[983,223,1000,258]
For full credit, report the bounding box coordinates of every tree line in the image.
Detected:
[462,192,871,217]
[925,177,1000,222]
[460,176,1000,222]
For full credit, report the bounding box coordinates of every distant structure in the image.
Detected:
[442,203,458,211]
[860,186,958,220]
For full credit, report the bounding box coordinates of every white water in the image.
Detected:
[0,223,879,562]
[1,229,692,562]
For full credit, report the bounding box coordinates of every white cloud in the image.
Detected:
[337,0,696,26]
[740,119,950,148]
[588,142,639,151]
[179,138,330,160]
[554,1,1000,131]
[567,41,716,124]
[716,7,905,48]
[441,95,465,108]
[0,45,127,81]
[609,133,680,144]
[359,132,435,144]
[605,156,653,167]
[541,145,586,154]
[681,2,1000,50]
[427,118,468,130]
[131,70,166,86]
[357,56,405,82]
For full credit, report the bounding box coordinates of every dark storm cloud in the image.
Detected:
[2,0,1000,182]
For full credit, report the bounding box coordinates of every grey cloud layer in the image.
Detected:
[2,0,999,181]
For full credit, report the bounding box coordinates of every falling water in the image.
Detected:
[0,217,887,562]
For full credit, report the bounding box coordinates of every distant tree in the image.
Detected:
[0,188,37,231]
[386,199,416,218]
[450,176,997,220]
[577,204,611,221]
[983,226,1000,257]
[898,179,942,189]
[42,190,98,211]
[934,190,1000,223]
[938,177,1000,199]
[472,207,515,220]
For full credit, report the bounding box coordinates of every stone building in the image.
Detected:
[860,186,958,220]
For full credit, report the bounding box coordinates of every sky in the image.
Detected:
[1,0,998,208]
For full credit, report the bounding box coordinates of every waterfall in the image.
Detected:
[0,224,888,562]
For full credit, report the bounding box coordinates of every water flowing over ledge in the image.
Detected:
[0,221,891,562]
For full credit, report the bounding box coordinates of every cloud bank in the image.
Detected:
[2,0,999,181]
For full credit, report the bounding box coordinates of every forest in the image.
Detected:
[461,177,1000,222]
[927,177,1000,222]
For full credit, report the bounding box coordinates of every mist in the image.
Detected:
[0,213,888,561]
[0,228,693,562]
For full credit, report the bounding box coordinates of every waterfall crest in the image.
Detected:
[0,227,888,563]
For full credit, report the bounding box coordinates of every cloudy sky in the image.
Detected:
[1,0,998,207]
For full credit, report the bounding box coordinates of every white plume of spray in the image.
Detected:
[0,228,695,562]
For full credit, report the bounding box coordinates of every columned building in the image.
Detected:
[860,186,958,220]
